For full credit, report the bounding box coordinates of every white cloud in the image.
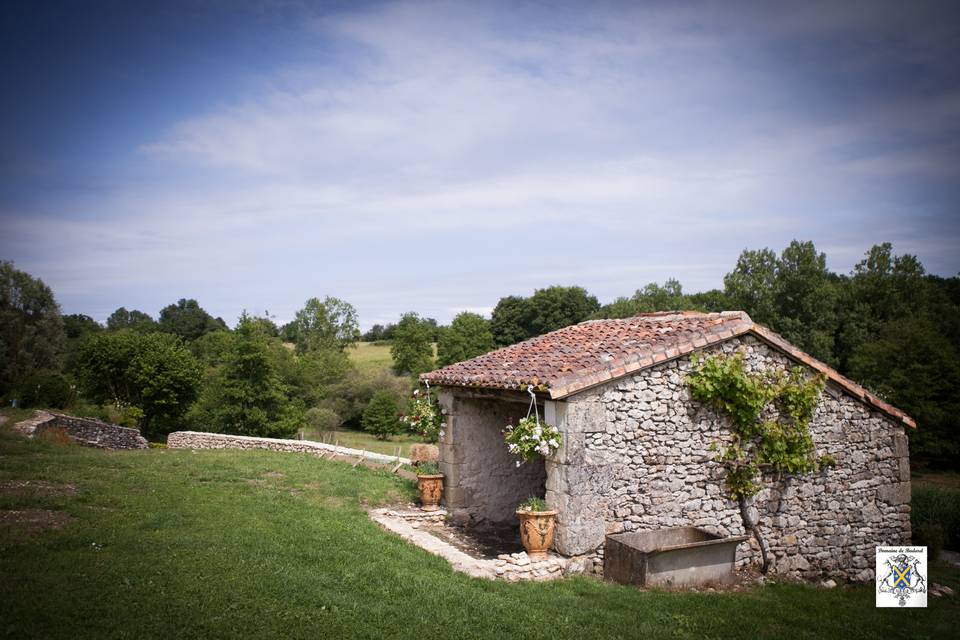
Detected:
[5,0,959,327]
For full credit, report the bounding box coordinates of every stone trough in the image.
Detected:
[603,527,749,588]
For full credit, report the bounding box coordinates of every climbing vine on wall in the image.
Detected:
[686,350,832,571]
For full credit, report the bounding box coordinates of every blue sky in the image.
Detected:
[2,0,958,329]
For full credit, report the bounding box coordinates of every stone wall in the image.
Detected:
[545,334,911,582]
[30,412,148,450]
[167,431,410,464]
[438,390,546,525]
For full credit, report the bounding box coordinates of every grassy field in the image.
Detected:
[1,428,957,640]
[348,341,438,372]
[349,341,395,372]
[297,427,426,458]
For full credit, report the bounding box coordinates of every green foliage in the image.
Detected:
[912,486,960,552]
[62,314,102,339]
[490,295,534,346]
[518,496,548,512]
[724,242,838,364]
[292,296,361,353]
[687,352,827,499]
[106,307,156,332]
[390,312,435,376]
[361,390,401,440]
[0,261,65,397]
[415,461,440,476]
[436,311,495,366]
[362,323,394,341]
[723,248,780,327]
[318,368,410,429]
[16,370,74,409]
[76,331,202,436]
[527,285,600,336]
[158,298,227,341]
[305,406,341,432]
[490,286,599,346]
[187,314,301,438]
[595,281,732,319]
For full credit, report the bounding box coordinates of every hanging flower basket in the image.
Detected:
[502,385,562,465]
[400,386,444,443]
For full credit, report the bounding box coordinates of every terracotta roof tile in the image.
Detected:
[421,310,916,429]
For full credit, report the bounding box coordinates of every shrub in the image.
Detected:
[361,391,401,440]
[306,406,341,433]
[912,486,960,552]
[17,370,73,409]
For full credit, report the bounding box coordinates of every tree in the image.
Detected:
[158,298,227,341]
[723,248,779,327]
[187,314,301,438]
[292,296,361,353]
[362,390,401,439]
[594,279,729,318]
[773,241,839,364]
[527,285,600,336]
[76,330,202,437]
[0,261,65,396]
[724,242,839,364]
[106,307,157,332]
[63,314,102,339]
[437,312,495,366]
[490,296,534,346]
[390,313,436,376]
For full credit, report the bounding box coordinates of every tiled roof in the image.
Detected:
[421,311,916,429]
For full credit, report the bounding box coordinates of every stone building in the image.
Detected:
[421,311,914,581]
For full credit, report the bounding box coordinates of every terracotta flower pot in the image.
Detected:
[416,474,444,511]
[516,510,558,561]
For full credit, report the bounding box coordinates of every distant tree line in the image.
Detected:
[1,240,957,469]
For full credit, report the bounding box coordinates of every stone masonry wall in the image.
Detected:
[545,335,911,582]
[31,412,148,450]
[438,390,546,525]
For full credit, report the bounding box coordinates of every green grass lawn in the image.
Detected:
[1,427,957,640]
[297,427,426,458]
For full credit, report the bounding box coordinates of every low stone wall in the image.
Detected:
[167,431,411,465]
[23,411,148,450]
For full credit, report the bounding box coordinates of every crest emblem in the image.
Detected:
[877,549,927,607]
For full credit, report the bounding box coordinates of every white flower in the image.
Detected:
[515,460,522,467]
[439,430,445,438]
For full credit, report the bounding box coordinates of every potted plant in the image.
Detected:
[516,496,557,561]
[415,461,444,511]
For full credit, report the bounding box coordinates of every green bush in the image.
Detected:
[361,391,401,440]
[912,486,960,552]
[306,406,341,432]
[17,371,73,409]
